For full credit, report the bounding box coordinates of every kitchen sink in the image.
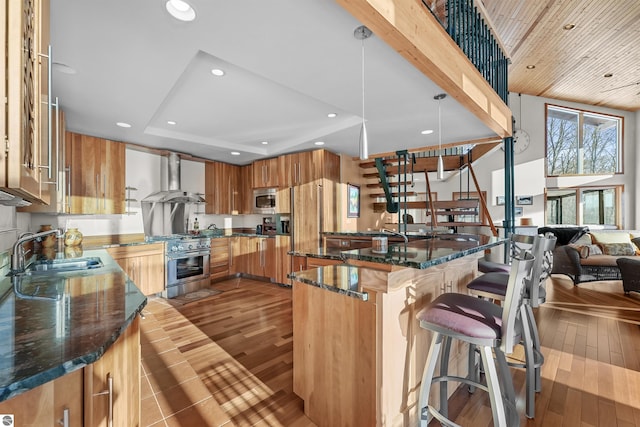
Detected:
[26,256,104,273]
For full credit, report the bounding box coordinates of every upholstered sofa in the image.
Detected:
[540,227,640,284]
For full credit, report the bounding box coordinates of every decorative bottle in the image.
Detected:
[39,224,57,248]
[64,228,83,247]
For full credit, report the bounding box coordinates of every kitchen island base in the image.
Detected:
[292,253,481,427]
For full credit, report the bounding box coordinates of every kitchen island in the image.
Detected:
[0,248,146,425]
[290,233,503,427]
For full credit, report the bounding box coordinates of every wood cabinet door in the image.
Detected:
[3,0,47,202]
[0,369,83,427]
[84,316,140,427]
[101,138,125,214]
[106,243,165,296]
[252,158,278,188]
[262,238,277,280]
[229,237,241,274]
[210,238,230,281]
[67,132,100,213]
[275,235,291,284]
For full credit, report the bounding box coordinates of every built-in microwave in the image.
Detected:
[253,188,277,214]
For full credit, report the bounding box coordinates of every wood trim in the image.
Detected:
[336,0,512,138]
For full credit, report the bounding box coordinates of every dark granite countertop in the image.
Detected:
[293,234,504,269]
[0,249,147,402]
[289,265,369,301]
[339,234,504,269]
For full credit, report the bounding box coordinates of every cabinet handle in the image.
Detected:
[58,408,69,427]
[66,166,72,213]
[93,373,114,427]
[103,173,107,210]
[96,174,100,210]
[37,45,54,180]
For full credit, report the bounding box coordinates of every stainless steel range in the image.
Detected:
[163,235,211,298]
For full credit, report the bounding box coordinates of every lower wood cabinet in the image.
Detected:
[210,238,230,281]
[84,316,140,427]
[0,316,141,427]
[107,243,165,295]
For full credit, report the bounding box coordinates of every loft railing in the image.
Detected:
[424,0,509,104]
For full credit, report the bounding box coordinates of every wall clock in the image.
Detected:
[502,129,530,154]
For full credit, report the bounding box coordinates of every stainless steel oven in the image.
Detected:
[164,236,211,298]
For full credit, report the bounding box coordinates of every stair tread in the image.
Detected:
[370,192,418,198]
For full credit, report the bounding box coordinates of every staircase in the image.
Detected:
[361,143,499,236]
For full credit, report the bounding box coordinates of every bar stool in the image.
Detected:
[478,233,538,274]
[466,233,556,419]
[416,253,534,427]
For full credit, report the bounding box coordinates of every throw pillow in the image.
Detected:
[573,234,592,246]
[568,244,589,258]
[632,236,640,255]
[585,244,603,256]
[590,231,632,245]
[600,242,636,256]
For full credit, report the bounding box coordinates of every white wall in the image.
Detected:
[432,93,637,229]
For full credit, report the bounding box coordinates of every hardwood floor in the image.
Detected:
[139,275,640,427]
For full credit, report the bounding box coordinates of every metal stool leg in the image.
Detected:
[479,346,509,427]
[524,304,544,392]
[418,333,443,427]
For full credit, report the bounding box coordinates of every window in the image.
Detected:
[546,105,622,176]
[546,187,621,227]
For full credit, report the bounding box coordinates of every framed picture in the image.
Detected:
[347,184,360,218]
[496,196,505,206]
[515,207,523,217]
[516,195,533,205]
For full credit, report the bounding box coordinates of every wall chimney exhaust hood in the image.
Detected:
[141,152,205,204]
[140,152,204,236]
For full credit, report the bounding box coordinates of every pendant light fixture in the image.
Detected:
[434,93,447,180]
[354,25,372,160]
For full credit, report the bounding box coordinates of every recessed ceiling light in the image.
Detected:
[261,141,269,145]
[165,0,196,22]
[167,120,176,125]
[314,141,325,146]
[327,113,337,118]
[563,23,576,30]
[603,73,613,78]
[421,129,434,135]
[116,122,131,128]
[211,68,225,76]
[526,65,536,69]
[231,151,240,156]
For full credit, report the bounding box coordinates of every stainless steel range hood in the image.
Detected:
[142,152,205,204]
[141,152,205,236]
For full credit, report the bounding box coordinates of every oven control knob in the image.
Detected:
[177,244,184,251]
[188,244,194,250]
[170,245,178,252]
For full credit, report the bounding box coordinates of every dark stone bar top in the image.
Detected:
[289,265,369,301]
[0,249,147,402]
[340,233,503,269]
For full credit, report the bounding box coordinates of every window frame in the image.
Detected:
[544,185,624,229]
[545,103,624,177]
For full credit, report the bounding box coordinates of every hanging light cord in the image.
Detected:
[438,98,442,153]
[361,38,365,129]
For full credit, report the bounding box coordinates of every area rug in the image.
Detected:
[166,288,222,307]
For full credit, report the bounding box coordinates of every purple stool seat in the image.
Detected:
[418,293,505,343]
[467,272,547,302]
[478,259,511,274]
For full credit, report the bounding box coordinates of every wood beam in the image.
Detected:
[336,0,512,138]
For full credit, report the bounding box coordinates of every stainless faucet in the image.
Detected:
[11,228,63,273]
[380,228,409,244]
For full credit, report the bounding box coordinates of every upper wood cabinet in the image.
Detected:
[279,149,340,187]
[252,158,279,188]
[2,0,51,203]
[66,132,125,214]
[206,161,245,215]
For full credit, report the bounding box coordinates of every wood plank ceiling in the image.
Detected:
[482,0,640,112]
